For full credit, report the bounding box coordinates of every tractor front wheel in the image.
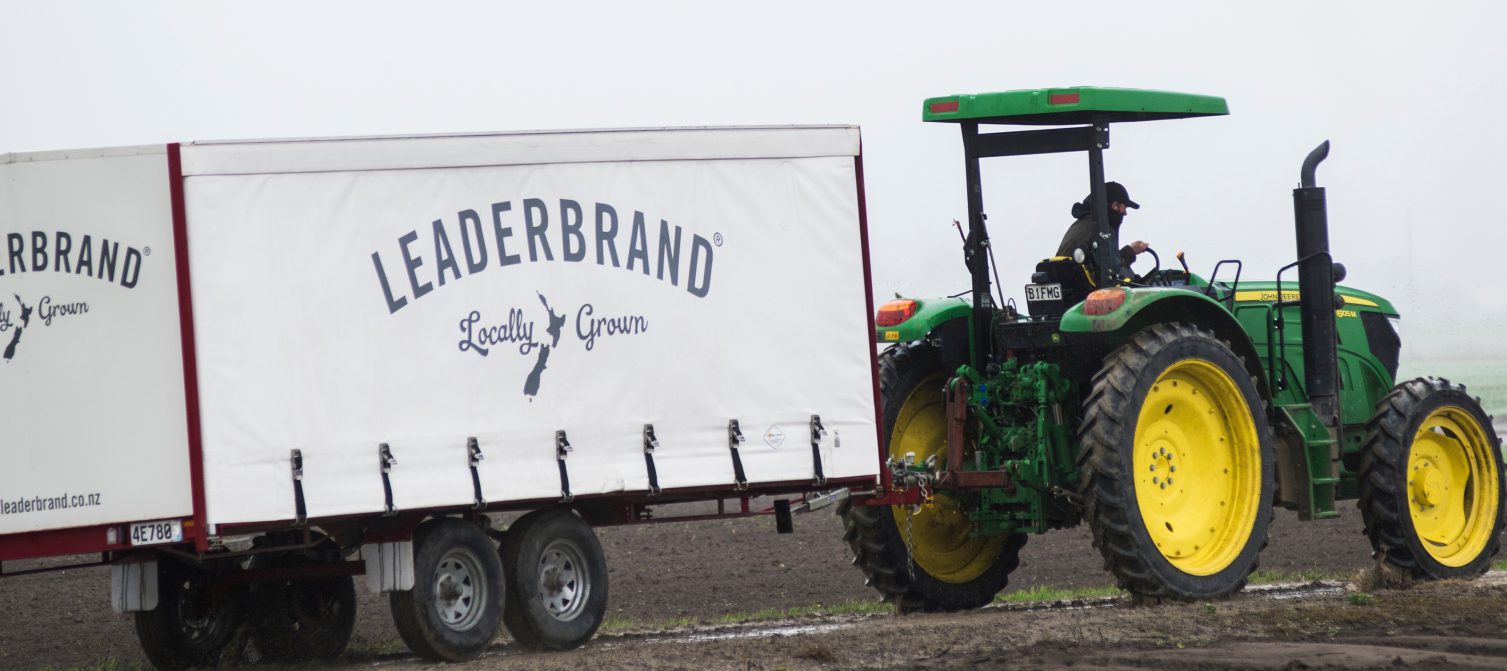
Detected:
[1359,377,1505,579]
[839,342,1026,612]
[1079,323,1274,600]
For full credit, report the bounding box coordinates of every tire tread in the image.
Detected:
[1078,322,1273,601]
[1357,376,1504,579]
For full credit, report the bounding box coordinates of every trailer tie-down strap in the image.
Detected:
[809,414,828,485]
[467,437,486,509]
[290,449,307,526]
[643,424,662,495]
[379,443,398,516]
[728,419,749,490]
[556,430,574,502]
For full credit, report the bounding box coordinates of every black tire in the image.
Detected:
[249,557,357,663]
[838,342,1026,613]
[1359,377,1505,579]
[134,561,247,670]
[1079,322,1275,600]
[390,517,505,662]
[500,508,608,651]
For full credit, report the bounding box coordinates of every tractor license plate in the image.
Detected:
[1025,283,1062,302]
[129,519,183,546]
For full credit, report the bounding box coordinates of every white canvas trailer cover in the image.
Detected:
[0,126,882,556]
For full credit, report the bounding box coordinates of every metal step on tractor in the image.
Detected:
[841,87,1504,608]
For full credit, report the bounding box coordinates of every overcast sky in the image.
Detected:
[3,1,1503,360]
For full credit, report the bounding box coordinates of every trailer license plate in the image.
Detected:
[129,520,183,546]
[1025,283,1062,302]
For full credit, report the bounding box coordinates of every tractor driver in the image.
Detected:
[1055,181,1151,274]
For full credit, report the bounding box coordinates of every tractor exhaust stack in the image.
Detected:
[1293,140,1339,423]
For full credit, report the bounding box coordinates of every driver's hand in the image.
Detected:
[1129,240,1150,254]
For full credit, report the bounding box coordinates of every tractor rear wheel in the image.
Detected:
[1079,323,1274,600]
[839,342,1026,612]
[1359,377,1505,579]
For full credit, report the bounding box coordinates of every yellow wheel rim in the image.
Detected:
[1405,406,1499,568]
[888,373,1005,584]
[1132,359,1262,576]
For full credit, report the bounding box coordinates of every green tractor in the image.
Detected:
[842,87,1505,608]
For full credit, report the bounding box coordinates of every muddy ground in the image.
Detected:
[2,499,1487,671]
[453,577,1507,671]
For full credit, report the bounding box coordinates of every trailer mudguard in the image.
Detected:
[876,296,969,344]
[1059,288,1271,399]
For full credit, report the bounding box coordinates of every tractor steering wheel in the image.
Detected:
[1136,247,1163,286]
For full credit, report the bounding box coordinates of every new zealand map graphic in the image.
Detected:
[524,291,568,399]
[2,294,32,363]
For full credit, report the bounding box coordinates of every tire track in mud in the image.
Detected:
[331,572,1507,671]
[596,577,1351,647]
[462,574,1507,671]
[344,576,1362,669]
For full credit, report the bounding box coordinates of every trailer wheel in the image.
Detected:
[390,518,505,661]
[840,343,1026,612]
[249,557,356,663]
[1359,377,1505,579]
[500,508,608,650]
[134,561,247,670]
[1079,322,1274,600]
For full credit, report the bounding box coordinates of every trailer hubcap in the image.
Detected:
[1133,359,1261,576]
[434,548,487,631]
[889,373,1005,584]
[1406,407,1498,567]
[537,539,591,621]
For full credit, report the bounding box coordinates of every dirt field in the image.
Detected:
[1,500,1489,671]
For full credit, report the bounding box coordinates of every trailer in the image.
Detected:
[0,126,882,668]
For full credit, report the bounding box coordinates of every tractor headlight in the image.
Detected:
[1083,288,1127,316]
[876,299,919,327]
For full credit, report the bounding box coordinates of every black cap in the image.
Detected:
[1083,181,1140,209]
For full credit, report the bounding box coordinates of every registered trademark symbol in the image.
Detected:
[143,247,152,256]
[713,233,723,247]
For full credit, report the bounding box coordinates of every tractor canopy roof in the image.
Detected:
[923,87,1228,126]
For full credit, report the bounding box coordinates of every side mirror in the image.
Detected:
[1332,262,1347,283]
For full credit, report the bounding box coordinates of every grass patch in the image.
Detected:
[993,584,1123,604]
[600,613,699,632]
[1491,558,1507,572]
[1246,567,1345,585]
[713,600,892,625]
[1348,591,1374,606]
